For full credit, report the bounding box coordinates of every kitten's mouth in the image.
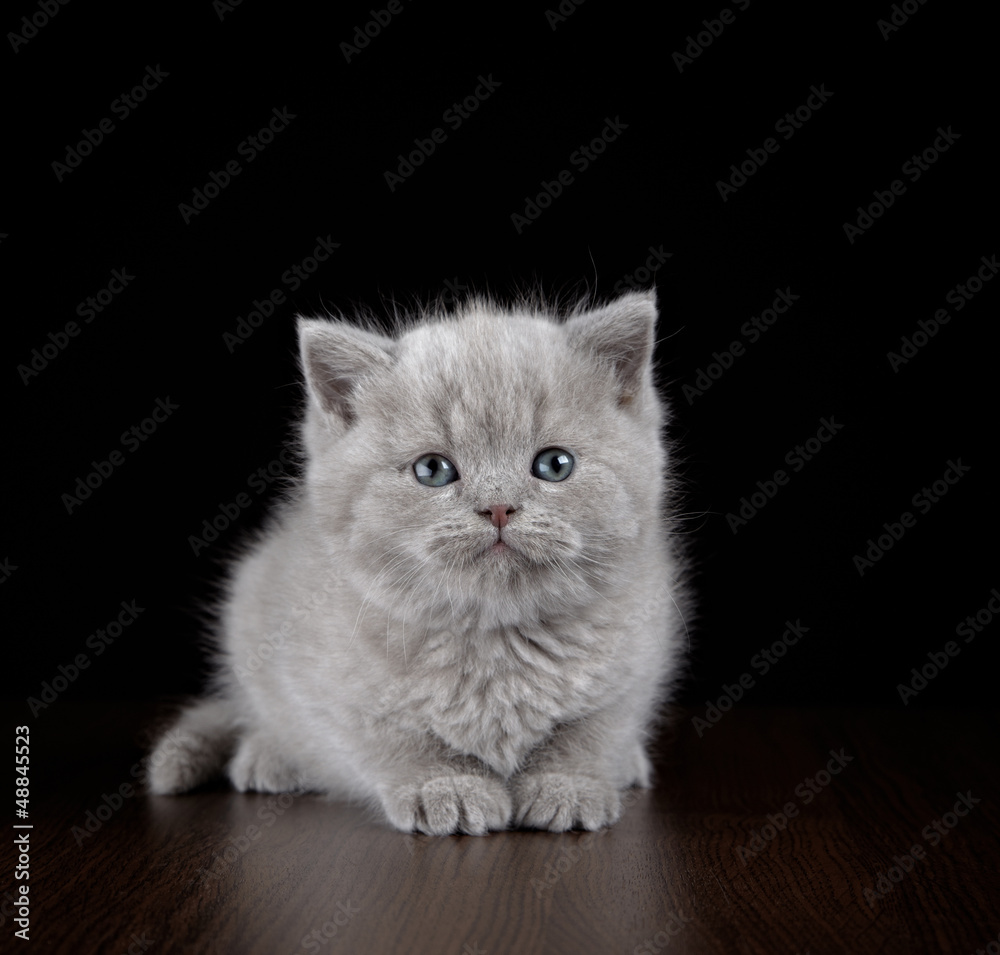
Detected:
[482,535,518,558]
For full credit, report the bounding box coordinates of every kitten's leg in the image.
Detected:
[148,698,239,794]
[369,745,512,836]
[227,730,307,794]
[511,707,652,832]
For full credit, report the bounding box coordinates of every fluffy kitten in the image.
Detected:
[149,289,688,834]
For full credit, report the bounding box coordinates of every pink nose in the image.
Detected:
[480,505,516,529]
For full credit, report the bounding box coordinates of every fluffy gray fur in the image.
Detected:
[149,289,688,834]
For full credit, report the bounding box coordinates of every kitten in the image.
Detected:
[149,289,688,834]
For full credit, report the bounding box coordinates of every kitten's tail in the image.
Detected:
[147,697,240,794]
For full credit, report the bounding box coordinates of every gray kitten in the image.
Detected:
[149,290,688,834]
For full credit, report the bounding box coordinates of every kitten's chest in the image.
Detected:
[383,624,617,777]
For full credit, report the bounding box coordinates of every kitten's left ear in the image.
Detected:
[566,290,657,406]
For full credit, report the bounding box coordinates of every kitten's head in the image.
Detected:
[297,291,667,629]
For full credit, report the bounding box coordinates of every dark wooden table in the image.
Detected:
[4,702,997,954]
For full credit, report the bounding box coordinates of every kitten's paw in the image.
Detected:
[147,699,237,794]
[512,772,623,831]
[227,735,304,793]
[380,774,512,835]
[148,733,216,795]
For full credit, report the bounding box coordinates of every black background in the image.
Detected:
[5,1,997,713]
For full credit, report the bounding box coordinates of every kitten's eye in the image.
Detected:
[532,448,574,482]
[413,454,459,487]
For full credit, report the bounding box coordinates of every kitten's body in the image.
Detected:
[151,291,688,833]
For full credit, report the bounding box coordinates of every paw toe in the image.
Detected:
[383,775,512,835]
[513,773,623,831]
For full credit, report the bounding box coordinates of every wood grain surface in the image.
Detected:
[3,702,997,954]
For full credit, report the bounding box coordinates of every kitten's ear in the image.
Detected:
[298,317,397,424]
[566,290,657,406]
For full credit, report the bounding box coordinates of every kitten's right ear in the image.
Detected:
[297,317,397,425]
[566,290,658,407]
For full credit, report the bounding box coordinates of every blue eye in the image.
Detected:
[413,454,459,487]
[532,448,574,482]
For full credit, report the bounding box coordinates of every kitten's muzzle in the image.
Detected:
[478,505,517,529]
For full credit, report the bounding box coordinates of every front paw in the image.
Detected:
[227,735,304,793]
[512,772,623,831]
[379,774,512,835]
